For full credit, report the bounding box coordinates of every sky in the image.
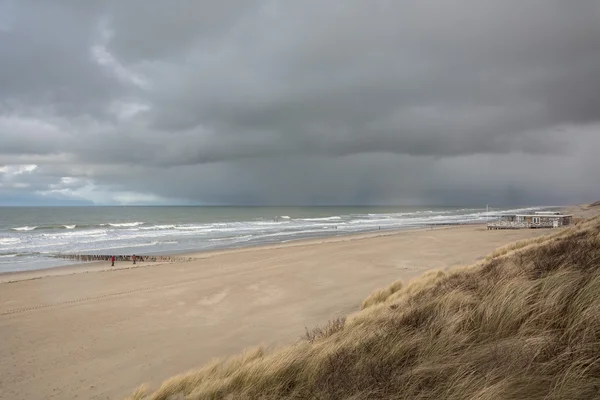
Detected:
[1,0,599,206]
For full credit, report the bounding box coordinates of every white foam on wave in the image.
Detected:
[174,224,217,232]
[63,225,76,229]
[0,237,21,245]
[250,228,335,240]
[82,241,170,252]
[251,221,285,226]
[349,217,387,224]
[140,224,176,230]
[209,234,253,242]
[47,229,108,239]
[105,222,145,228]
[12,226,37,231]
[140,224,224,232]
[0,253,18,258]
[299,216,342,222]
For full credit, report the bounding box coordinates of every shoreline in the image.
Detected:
[2,203,576,280]
[0,224,461,284]
[1,206,563,276]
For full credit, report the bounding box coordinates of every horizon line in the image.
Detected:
[0,204,561,208]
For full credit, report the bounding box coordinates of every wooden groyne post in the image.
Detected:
[51,254,193,263]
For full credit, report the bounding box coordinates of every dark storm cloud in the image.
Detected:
[0,1,127,117]
[105,1,260,62]
[1,0,599,205]
[138,0,600,162]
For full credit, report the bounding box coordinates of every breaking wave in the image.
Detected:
[300,216,343,222]
[104,222,145,228]
[9,222,146,232]
[0,237,21,245]
[11,226,37,231]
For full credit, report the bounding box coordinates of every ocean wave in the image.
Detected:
[7,222,155,232]
[250,228,335,240]
[299,216,343,222]
[0,253,18,258]
[349,218,384,224]
[44,229,108,239]
[77,239,185,253]
[105,222,145,228]
[148,240,180,246]
[139,224,224,232]
[0,237,21,245]
[251,221,286,226]
[174,225,215,231]
[11,226,37,231]
[0,251,39,258]
[140,224,177,230]
[10,224,87,232]
[209,235,253,242]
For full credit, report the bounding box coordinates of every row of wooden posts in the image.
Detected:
[53,254,192,263]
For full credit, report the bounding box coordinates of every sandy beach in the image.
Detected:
[0,223,569,399]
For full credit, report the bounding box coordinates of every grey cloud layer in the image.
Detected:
[1,0,599,205]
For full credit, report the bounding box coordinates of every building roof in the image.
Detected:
[487,214,573,219]
[514,214,573,218]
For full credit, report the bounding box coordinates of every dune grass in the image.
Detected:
[360,279,404,310]
[127,215,600,400]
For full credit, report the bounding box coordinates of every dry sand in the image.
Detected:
[0,224,563,399]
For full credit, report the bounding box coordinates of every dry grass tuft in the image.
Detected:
[303,317,346,343]
[360,279,403,309]
[128,215,600,400]
[124,385,149,400]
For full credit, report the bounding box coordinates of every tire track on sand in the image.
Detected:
[0,255,290,317]
[0,278,206,317]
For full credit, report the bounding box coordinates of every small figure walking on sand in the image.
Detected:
[132,254,137,265]
[110,255,115,266]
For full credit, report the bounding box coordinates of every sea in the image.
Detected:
[0,205,552,273]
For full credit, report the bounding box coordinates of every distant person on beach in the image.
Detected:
[110,255,115,266]
[132,254,136,265]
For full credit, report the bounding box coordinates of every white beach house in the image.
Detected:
[487,211,573,230]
